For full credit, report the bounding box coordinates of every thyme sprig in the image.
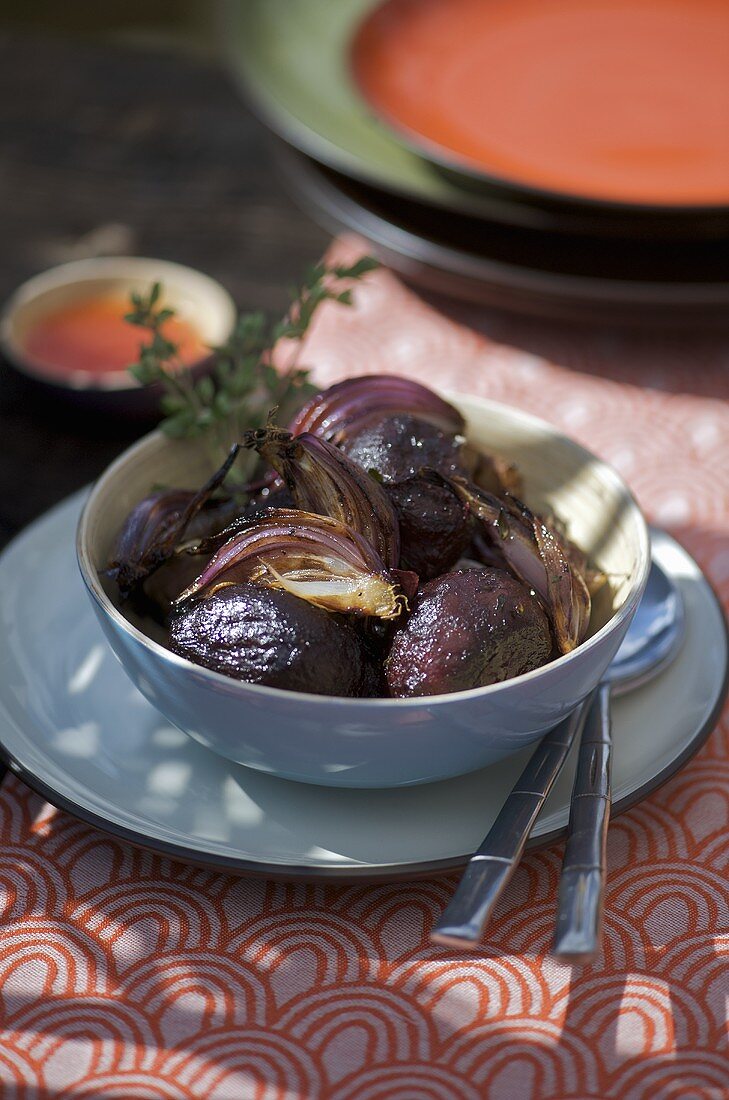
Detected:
[126,256,379,477]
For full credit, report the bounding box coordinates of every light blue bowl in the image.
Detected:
[77,393,649,787]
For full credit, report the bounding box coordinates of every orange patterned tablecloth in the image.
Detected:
[1,238,728,1099]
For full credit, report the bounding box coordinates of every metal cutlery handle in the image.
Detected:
[553,682,612,964]
[431,703,588,951]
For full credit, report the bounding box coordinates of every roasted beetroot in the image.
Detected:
[342,414,464,483]
[170,583,378,696]
[384,569,552,697]
[387,475,470,581]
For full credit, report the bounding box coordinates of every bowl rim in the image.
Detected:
[76,390,651,707]
[0,255,237,393]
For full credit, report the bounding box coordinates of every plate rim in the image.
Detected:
[285,150,729,312]
[0,496,726,882]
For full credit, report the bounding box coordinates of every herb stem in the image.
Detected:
[125,256,380,466]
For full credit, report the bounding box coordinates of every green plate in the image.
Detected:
[221,0,729,239]
[221,0,564,229]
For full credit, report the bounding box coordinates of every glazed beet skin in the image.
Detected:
[388,475,470,581]
[170,583,377,696]
[385,569,552,697]
[342,414,463,482]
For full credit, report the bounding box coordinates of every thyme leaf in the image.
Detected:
[126,257,379,479]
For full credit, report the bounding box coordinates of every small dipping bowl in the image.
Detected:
[0,257,237,418]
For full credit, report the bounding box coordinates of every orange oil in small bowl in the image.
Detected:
[22,293,206,380]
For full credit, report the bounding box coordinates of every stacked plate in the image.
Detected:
[223,0,729,324]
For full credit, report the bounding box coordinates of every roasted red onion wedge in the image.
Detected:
[243,427,400,568]
[468,524,509,572]
[287,374,465,442]
[467,448,524,499]
[429,472,592,654]
[553,524,608,598]
[109,490,196,595]
[177,509,411,619]
[385,569,552,697]
[107,445,242,598]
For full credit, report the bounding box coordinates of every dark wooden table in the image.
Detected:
[2,32,727,555]
[0,32,328,547]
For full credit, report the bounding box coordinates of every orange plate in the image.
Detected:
[352,0,729,207]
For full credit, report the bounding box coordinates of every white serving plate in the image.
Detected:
[0,494,725,880]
